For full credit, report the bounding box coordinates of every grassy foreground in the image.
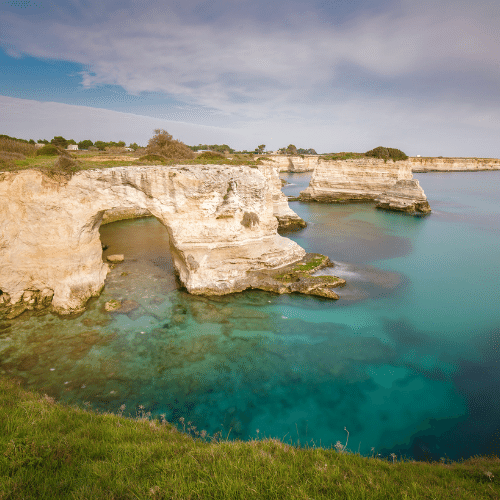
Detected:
[0,377,498,499]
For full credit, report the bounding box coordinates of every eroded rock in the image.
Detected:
[375,179,431,215]
[0,166,306,317]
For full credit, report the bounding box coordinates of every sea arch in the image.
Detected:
[0,165,305,317]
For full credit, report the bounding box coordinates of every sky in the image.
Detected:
[1,0,500,156]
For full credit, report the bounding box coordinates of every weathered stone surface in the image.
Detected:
[375,179,431,214]
[300,158,413,202]
[410,157,500,172]
[258,165,307,230]
[0,165,306,317]
[244,253,345,299]
[106,254,124,263]
[102,207,152,224]
[259,155,318,172]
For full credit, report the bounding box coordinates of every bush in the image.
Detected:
[36,144,59,156]
[138,154,168,164]
[196,151,225,160]
[365,147,408,161]
[54,155,79,173]
[146,129,195,160]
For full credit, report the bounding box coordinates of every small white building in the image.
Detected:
[67,144,79,151]
[34,143,45,149]
[416,155,421,157]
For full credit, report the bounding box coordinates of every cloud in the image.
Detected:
[0,95,246,147]
[1,0,500,155]
[2,1,499,117]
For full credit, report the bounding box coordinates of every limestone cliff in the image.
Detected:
[258,165,306,230]
[0,166,307,318]
[259,155,318,172]
[410,157,500,172]
[375,179,431,214]
[300,158,414,202]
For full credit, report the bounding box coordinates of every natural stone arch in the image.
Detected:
[0,165,306,317]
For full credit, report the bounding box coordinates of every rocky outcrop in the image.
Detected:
[300,158,413,202]
[259,155,319,172]
[0,165,309,318]
[100,166,306,231]
[259,165,306,230]
[410,157,500,172]
[375,179,431,214]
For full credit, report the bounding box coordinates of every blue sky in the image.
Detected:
[1,0,499,155]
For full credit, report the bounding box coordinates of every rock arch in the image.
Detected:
[0,165,305,317]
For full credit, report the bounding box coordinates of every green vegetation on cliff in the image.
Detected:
[365,146,408,161]
[0,376,498,499]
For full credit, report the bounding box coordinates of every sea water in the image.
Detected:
[0,171,499,461]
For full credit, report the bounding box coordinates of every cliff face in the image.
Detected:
[260,155,318,172]
[258,165,307,230]
[0,166,306,317]
[375,179,431,214]
[300,158,414,202]
[410,157,500,172]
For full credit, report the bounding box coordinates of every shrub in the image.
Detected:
[138,154,168,164]
[145,129,195,160]
[0,137,36,157]
[36,144,59,156]
[365,147,408,161]
[196,151,225,160]
[54,155,78,172]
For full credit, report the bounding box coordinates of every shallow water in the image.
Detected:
[1,171,499,461]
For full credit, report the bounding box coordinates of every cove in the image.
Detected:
[0,171,499,462]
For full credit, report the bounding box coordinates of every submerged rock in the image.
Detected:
[107,254,125,263]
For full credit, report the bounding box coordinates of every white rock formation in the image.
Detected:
[258,165,306,230]
[0,166,306,317]
[300,158,413,202]
[375,179,431,214]
[410,157,500,172]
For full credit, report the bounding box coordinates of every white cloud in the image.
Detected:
[1,1,499,120]
[1,1,500,156]
[0,96,245,147]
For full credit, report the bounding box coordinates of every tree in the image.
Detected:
[129,142,140,151]
[116,141,126,148]
[51,136,68,148]
[78,140,94,150]
[94,141,107,151]
[67,139,77,146]
[285,144,297,155]
[145,129,195,160]
[256,144,266,154]
[365,147,408,161]
[37,139,49,144]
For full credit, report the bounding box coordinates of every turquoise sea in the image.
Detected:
[1,171,499,461]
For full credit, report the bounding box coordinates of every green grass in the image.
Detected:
[0,377,498,499]
[0,154,263,174]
